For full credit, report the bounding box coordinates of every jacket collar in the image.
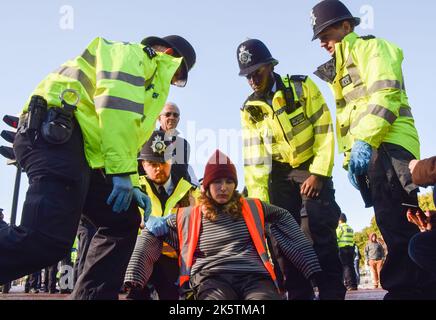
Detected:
[314,32,360,83]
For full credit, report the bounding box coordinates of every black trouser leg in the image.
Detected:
[73,218,97,287]
[48,264,58,292]
[149,255,179,300]
[268,162,314,300]
[339,247,357,289]
[0,121,89,285]
[290,167,345,300]
[368,145,430,299]
[71,170,141,300]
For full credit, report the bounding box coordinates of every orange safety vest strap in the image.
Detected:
[241,198,278,283]
[177,205,202,287]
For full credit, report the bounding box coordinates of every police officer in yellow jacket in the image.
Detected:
[310,0,435,299]
[0,35,196,300]
[237,39,345,300]
[336,213,357,291]
[124,130,195,299]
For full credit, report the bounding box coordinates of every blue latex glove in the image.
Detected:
[145,215,170,237]
[349,140,373,176]
[106,176,133,213]
[133,188,152,220]
[348,170,360,190]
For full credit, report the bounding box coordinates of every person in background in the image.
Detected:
[336,213,358,290]
[364,233,385,289]
[354,244,361,287]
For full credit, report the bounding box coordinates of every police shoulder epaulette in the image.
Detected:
[143,45,157,59]
[289,75,308,82]
[241,93,257,109]
[359,35,376,40]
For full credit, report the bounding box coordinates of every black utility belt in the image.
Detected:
[19,91,78,145]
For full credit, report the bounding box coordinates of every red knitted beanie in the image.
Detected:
[202,150,238,190]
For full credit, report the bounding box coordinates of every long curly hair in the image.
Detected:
[199,190,243,222]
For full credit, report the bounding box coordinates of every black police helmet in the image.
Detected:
[141,35,196,87]
[339,213,347,222]
[237,39,278,77]
[311,0,360,41]
[138,130,173,163]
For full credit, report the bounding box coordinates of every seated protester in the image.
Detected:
[138,150,322,300]
[124,130,196,300]
[407,157,436,280]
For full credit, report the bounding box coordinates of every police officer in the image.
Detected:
[124,130,196,299]
[0,35,196,300]
[237,39,345,299]
[336,213,357,290]
[310,0,436,299]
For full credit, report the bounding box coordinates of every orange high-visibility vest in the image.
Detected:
[176,198,278,289]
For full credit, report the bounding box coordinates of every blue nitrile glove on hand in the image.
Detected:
[145,215,171,237]
[107,176,133,213]
[349,140,373,176]
[133,188,152,220]
[348,170,360,190]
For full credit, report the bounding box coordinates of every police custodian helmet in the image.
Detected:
[141,35,196,87]
[311,0,360,40]
[236,39,278,77]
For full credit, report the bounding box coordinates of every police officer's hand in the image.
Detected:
[133,188,152,220]
[301,175,323,198]
[107,176,134,213]
[349,140,373,176]
[145,215,171,237]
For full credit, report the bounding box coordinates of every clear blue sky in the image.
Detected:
[0,0,434,232]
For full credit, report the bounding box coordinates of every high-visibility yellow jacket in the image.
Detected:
[315,32,420,168]
[242,73,335,202]
[23,37,182,185]
[336,222,355,248]
[140,175,193,258]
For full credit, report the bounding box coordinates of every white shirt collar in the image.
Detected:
[154,175,174,195]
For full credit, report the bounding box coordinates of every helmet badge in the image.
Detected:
[239,45,252,65]
[151,135,166,154]
[310,10,317,26]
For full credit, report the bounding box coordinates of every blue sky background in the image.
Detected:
[0,0,434,232]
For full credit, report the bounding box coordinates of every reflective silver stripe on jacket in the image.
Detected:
[94,95,143,114]
[97,71,145,87]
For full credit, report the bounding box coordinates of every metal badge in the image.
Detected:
[239,45,252,65]
[151,135,166,154]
